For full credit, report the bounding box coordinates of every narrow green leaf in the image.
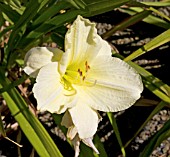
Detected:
[6,0,49,58]
[84,0,130,17]
[0,71,63,157]
[141,1,170,7]
[32,1,69,27]
[0,113,6,137]
[0,11,4,27]
[107,112,126,157]
[19,0,130,50]
[19,9,81,50]
[102,9,152,39]
[124,101,168,148]
[142,78,170,104]
[66,0,87,9]
[93,135,108,157]
[139,115,170,157]
[0,73,28,94]
[0,3,20,23]
[120,7,170,29]
[148,7,170,22]
[124,28,170,61]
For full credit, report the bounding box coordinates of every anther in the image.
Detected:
[78,69,82,76]
[85,61,90,72]
[83,76,86,81]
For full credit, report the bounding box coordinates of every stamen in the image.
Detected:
[84,80,97,87]
[60,77,77,96]
[64,89,77,96]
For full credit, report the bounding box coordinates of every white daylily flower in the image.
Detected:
[24,15,143,156]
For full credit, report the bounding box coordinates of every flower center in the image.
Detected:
[62,61,96,87]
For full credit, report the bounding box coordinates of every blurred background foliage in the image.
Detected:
[0,0,170,156]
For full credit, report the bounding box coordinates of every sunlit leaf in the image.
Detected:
[124,29,170,62]
[107,112,125,157]
[120,7,170,29]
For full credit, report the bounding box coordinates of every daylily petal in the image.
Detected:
[97,39,112,57]
[82,137,99,154]
[59,15,104,75]
[61,111,99,155]
[75,56,143,112]
[24,47,63,77]
[68,103,99,139]
[33,62,76,114]
[72,135,80,157]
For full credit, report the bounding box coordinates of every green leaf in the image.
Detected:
[66,0,87,9]
[139,114,170,157]
[124,101,168,148]
[148,7,170,22]
[124,28,170,61]
[0,11,4,27]
[141,1,170,7]
[18,0,130,50]
[102,9,152,39]
[84,0,130,17]
[32,1,70,27]
[0,70,63,157]
[120,7,170,29]
[107,112,126,157]
[0,3,20,23]
[0,73,28,94]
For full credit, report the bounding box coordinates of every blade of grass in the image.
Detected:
[107,112,126,157]
[148,7,170,22]
[84,0,130,17]
[0,3,20,23]
[141,1,170,7]
[124,101,168,148]
[66,0,87,9]
[6,0,49,59]
[19,0,130,50]
[124,28,170,62]
[102,9,152,39]
[142,78,170,104]
[32,1,70,27]
[120,7,170,29]
[0,72,28,94]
